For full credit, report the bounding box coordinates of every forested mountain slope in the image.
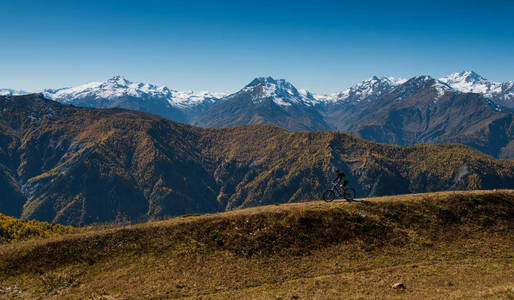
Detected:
[0,94,512,224]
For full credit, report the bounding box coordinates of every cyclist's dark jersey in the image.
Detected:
[333,171,349,185]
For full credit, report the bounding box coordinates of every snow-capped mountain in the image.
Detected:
[1,72,513,158]
[440,71,514,108]
[171,90,227,109]
[315,76,407,104]
[321,74,514,158]
[43,75,173,104]
[41,76,227,122]
[314,71,513,109]
[388,75,454,100]
[237,76,319,107]
[190,76,331,130]
[6,71,512,114]
[43,76,226,110]
[0,89,28,96]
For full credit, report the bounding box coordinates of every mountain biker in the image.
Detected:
[333,170,349,195]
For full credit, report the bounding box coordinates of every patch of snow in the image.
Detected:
[431,81,453,103]
[317,76,407,104]
[169,90,226,109]
[0,89,29,96]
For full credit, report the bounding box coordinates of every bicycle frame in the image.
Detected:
[331,182,345,195]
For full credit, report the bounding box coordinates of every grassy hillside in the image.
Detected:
[1,94,514,225]
[0,214,75,244]
[0,190,513,299]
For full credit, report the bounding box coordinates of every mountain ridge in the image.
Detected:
[440,71,514,108]
[5,72,514,158]
[0,89,28,96]
[0,94,513,225]
[40,76,227,123]
[10,71,514,109]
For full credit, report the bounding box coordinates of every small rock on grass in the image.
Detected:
[392,282,406,289]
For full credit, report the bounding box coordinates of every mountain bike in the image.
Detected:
[322,182,356,202]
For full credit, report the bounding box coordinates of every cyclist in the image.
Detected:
[333,170,349,196]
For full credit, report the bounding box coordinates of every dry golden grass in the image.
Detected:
[0,190,513,299]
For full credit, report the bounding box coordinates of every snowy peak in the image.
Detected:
[392,75,432,93]
[440,71,487,85]
[439,71,493,94]
[0,89,29,96]
[439,71,514,107]
[44,76,172,103]
[406,75,436,86]
[244,77,298,96]
[318,71,510,107]
[106,75,131,85]
[440,71,503,93]
[3,71,513,113]
[353,75,407,91]
[237,76,317,107]
[245,76,287,88]
[43,76,225,109]
[170,90,226,108]
[399,76,456,101]
[318,76,407,103]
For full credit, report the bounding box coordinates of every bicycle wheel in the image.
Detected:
[343,188,356,201]
[322,190,336,202]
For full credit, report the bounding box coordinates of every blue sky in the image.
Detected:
[1,0,513,93]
